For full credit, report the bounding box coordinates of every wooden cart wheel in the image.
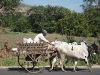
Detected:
[18,53,44,74]
[17,53,26,69]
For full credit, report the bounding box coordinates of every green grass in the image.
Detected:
[0,56,88,67]
[0,56,19,66]
[0,53,98,67]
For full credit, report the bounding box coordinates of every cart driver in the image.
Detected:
[33,30,56,51]
[33,30,49,43]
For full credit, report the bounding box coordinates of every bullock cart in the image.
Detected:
[16,42,54,74]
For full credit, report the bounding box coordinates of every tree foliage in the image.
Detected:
[0,0,22,28]
[81,0,100,36]
[0,0,100,37]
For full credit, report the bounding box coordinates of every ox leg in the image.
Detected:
[60,54,66,72]
[84,58,92,72]
[64,58,70,69]
[73,59,78,72]
[49,57,57,72]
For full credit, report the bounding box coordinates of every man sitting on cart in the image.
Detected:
[33,30,56,51]
[33,30,49,43]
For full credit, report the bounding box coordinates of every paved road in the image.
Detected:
[0,67,100,75]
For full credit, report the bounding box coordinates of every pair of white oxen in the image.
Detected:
[12,38,92,72]
[49,40,92,72]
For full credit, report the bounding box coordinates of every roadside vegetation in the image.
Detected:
[0,32,100,67]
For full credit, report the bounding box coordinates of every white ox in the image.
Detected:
[49,41,92,72]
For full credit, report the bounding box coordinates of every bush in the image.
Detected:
[67,36,75,43]
[89,54,100,65]
[11,18,31,32]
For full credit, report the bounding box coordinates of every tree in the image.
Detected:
[9,12,31,32]
[81,0,100,11]
[57,11,90,37]
[27,5,47,32]
[84,8,100,37]
[0,0,22,28]
[82,0,100,36]
[27,5,71,33]
[12,18,30,32]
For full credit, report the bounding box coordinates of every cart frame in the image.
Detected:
[17,42,54,74]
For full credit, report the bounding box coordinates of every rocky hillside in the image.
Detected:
[17,3,31,13]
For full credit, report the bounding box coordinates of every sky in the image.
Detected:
[22,0,84,13]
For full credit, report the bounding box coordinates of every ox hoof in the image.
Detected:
[90,71,92,72]
[49,68,52,72]
[88,68,92,72]
[73,70,77,72]
[89,70,92,72]
[62,70,67,72]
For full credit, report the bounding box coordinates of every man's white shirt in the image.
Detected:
[33,33,49,43]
